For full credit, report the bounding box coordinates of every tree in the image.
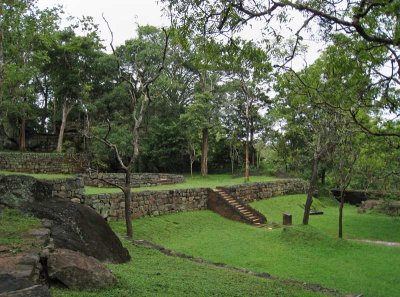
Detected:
[45,21,102,152]
[0,0,59,150]
[274,37,374,224]
[178,35,224,176]
[163,0,400,140]
[220,39,271,180]
[87,24,169,238]
[332,124,359,239]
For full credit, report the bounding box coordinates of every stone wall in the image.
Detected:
[0,175,84,208]
[0,173,307,222]
[218,179,307,203]
[0,152,86,173]
[82,172,185,188]
[83,188,209,220]
[42,177,85,201]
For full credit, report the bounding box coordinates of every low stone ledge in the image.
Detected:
[82,172,185,188]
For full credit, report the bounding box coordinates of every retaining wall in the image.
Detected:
[0,172,307,221]
[83,172,185,188]
[218,179,307,203]
[83,188,209,220]
[43,177,85,201]
[0,152,85,173]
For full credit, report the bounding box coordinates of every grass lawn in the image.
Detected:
[52,238,328,297]
[252,194,400,242]
[0,208,40,247]
[85,173,279,195]
[109,195,400,297]
[1,206,325,297]
[0,170,72,180]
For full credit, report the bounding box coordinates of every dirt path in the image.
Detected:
[349,238,400,247]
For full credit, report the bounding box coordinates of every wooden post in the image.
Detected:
[283,213,292,226]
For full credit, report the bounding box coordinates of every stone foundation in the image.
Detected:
[0,173,307,221]
[83,188,209,220]
[82,172,185,188]
[218,179,307,203]
[0,152,86,173]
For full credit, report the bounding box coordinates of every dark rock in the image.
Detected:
[0,284,50,297]
[26,200,130,263]
[0,175,130,263]
[0,274,50,297]
[0,253,40,281]
[331,189,385,205]
[309,210,324,215]
[358,199,383,213]
[47,249,117,290]
[0,175,51,209]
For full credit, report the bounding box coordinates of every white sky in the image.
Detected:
[37,0,169,49]
[36,0,323,69]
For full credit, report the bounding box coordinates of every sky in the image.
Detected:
[36,0,323,69]
[37,0,170,49]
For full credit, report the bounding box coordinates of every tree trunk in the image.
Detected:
[123,169,133,239]
[245,139,250,182]
[250,118,255,166]
[19,117,26,151]
[56,100,70,153]
[201,127,208,176]
[320,168,326,185]
[303,153,319,225]
[0,21,3,88]
[41,80,49,132]
[338,190,344,238]
[230,147,234,175]
[245,103,250,181]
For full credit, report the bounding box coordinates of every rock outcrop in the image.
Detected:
[0,275,50,297]
[0,175,130,264]
[47,249,117,290]
[26,200,130,263]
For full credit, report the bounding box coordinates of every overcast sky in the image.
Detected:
[36,0,322,69]
[37,0,170,49]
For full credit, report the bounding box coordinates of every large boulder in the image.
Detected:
[0,175,130,263]
[47,249,116,290]
[26,200,130,263]
[0,175,52,209]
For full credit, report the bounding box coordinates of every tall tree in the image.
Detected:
[46,22,102,152]
[179,34,224,176]
[220,39,271,180]
[88,24,169,238]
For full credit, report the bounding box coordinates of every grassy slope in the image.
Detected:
[252,194,400,242]
[110,196,400,297]
[0,208,41,246]
[0,195,324,297]
[85,174,278,195]
[52,238,327,297]
[0,171,72,180]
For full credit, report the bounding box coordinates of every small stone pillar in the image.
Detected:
[283,213,292,226]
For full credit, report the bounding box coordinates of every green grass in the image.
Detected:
[85,173,279,195]
[252,194,400,242]
[108,196,400,297]
[0,208,41,246]
[0,171,72,180]
[51,237,328,297]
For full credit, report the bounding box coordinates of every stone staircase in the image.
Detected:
[208,188,267,226]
